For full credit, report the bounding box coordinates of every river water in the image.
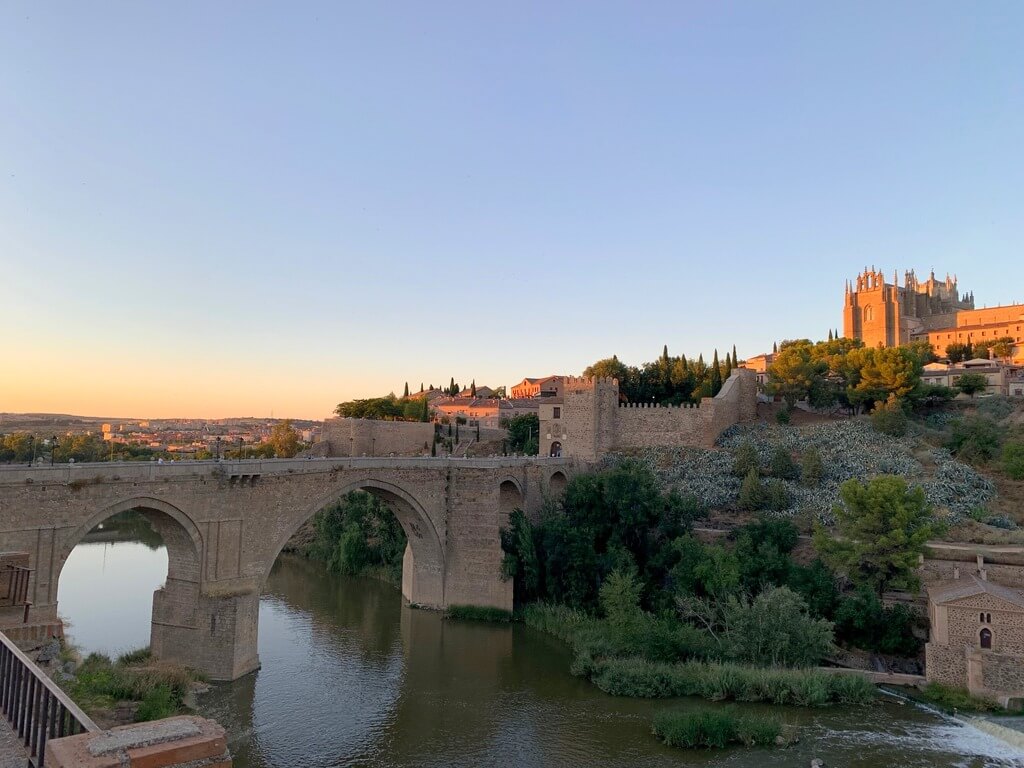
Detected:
[58,522,1024,768]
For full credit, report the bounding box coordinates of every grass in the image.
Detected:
[652,707,782,749]
[522,603,875,707]
[446,605,514,622]
[62,647,200,723]
[915,683,1008,714]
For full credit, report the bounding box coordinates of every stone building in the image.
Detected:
[921,359,1023,397]
[843,267,1024,361]
[925,573,1024,705]
[539,368,757,460]
[510,376,564,399]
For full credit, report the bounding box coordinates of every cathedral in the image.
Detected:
[843,268,1024,360]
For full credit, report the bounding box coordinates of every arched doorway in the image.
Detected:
[549,442,562,458]
[980,628,993,649]
[549,471,567,496]
[56,498,202,659]
[498,479,524,518]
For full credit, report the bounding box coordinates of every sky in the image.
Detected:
[2,2,1023,419]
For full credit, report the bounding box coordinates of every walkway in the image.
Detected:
[0,718,27,768]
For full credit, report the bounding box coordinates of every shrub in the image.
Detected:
[732,442,760,478]
[800,448,824,487]
[775,407,791,425]
[1002,442,1024,480]
[766,480,790,511]
[117,647,152,666]
[948,416,1004,464]
[721,587,835,668]
[871,396,908,437]
[652,707,782,749]
[135,685,176,722]
[769,447,799,480]
[738,469,767,511]
[917,683,1004,713]
[833,587,922,657]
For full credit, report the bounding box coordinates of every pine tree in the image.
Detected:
[710,349,723,395]
[403,382,410,398]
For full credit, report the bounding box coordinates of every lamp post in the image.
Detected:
[215,437,221,460]
[238,437,243,460]
[50,436,58,466]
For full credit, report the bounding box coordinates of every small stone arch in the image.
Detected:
[548,470,568,496]
[272,478,445,609]
[980,627,993,650]
[499,479,524,518]
[549,441,562,458]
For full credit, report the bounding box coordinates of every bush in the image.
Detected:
[117,647,152,666]
[1002,442,1024,480]
[769,448,799,480]
[833,587,922,657]
[917,683,1004,713]
[948,416,1004,464]
[800,449,824,487]
[775,407,791,425]
[135,685,177,722]
[652,707,782,749]
[721,587,835,668]
[871,397,908,437]
[766,480,790,511]
[732,442,760,478]
[738,469,767,511]
[63,653,199,723]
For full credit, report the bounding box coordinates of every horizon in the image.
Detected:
[3,3,1022,419]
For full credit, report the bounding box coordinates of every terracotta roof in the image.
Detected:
[929,575,1024,609]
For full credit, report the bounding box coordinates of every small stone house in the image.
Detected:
[926,574,1024,705]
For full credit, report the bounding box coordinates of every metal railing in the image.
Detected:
[0,631,98,767]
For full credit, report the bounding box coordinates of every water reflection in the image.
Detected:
[199,556,1024,768]
[58,514,168,656]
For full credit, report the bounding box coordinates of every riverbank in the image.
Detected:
[522,602,875,706]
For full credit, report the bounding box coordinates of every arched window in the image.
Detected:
[549,441,562,458]
[980,628,992,649]
[863,305,874,323]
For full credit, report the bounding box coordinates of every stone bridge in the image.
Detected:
[0,456,575,680]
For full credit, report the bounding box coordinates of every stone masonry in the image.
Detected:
[0,456,574,681]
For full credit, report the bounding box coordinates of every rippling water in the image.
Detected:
[56,527,1024,767]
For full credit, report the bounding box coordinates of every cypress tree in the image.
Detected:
[724,353,733,379]
[732,344,738,367]
[403,382,410,398]
[662,344,669,363]
[420,383,424,393]
[773,341,778,353]
[680,353,688,371]
[471,379,477,397]
[710,349,722,395]
[449,377,456,395]
[828,329,834,342]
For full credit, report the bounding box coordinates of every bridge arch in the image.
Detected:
[270,477,445,609]
[55,496,204,665]
[548,470,568,496]
[498,478,524,519]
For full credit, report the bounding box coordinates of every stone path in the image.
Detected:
[0,718,28,768]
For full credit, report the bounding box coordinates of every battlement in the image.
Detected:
[540,368,756,460]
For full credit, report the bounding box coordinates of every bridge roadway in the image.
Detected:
[0,456,576,680]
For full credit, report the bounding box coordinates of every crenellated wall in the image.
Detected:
[541,369,757,460]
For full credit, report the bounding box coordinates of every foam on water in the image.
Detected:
[823,721,1024,767]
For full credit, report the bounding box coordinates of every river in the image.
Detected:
[58,519,1024,768]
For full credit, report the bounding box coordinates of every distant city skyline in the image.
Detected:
[2,3,1021,419]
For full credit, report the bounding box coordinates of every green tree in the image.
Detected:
[767,341,826,407]
[945,343,970,364]
[871,394,908,437]
[722,586,835,667]
[506,413,539,455]
[600,569,644,633]
[801,449,824,487]
[269,419,302,458]
[500,509,541,603]
[769,447,799,480]
[814,476,940,596]
[710,350,722,396]
[990,336,1016,361]
[732,441,760,478]
[955,372,988,398]
[738,469,767,511]
[583,355,630,385]
[948,416,1004,464]
[403,382,410,398]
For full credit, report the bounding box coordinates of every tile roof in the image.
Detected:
[929,574,1024,609]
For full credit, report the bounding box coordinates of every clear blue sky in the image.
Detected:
[2,2,1022,418]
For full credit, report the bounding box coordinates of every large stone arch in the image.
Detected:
[498,478,524,519]
[55,496,205,669]
[548,470,568,496]
[269,477,445,609]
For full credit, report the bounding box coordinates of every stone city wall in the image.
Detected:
[545,369,757,459]
[318,418,435,457]
[920,558,1024,589]
[981,650,1024,694]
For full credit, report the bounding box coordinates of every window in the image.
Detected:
[864,305,874,322]
[553,407,561,419]
[980,628,992,649]
[549,441,562,458]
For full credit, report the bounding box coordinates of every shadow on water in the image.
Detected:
[198,555,1024,768]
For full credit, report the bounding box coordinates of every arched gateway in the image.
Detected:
[0,456,573,680]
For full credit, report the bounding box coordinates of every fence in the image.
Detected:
[0,631,98,766]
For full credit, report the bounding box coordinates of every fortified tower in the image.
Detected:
[843,267,975,348]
